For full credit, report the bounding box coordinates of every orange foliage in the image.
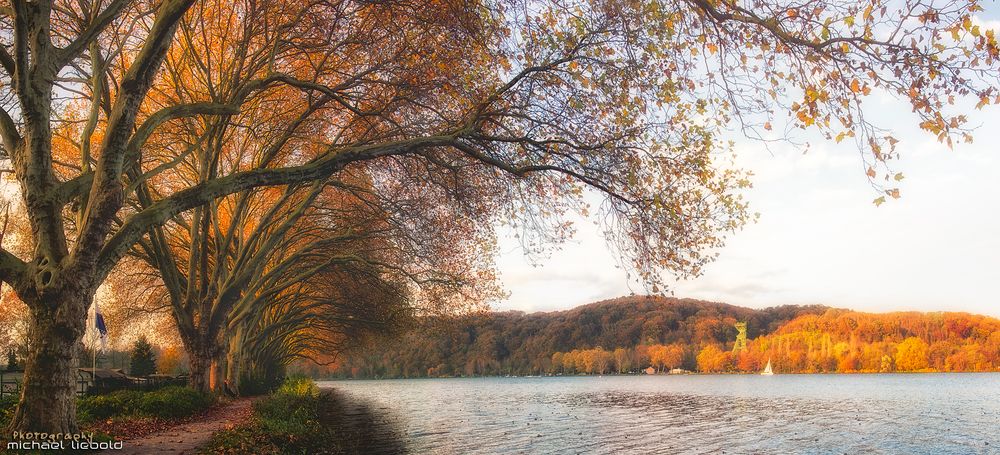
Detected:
[751,310,1000,373]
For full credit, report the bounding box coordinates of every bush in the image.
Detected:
[138,386,213,419]
[76,386,213,424]
[0,395,18,428]
[78,390,145,423]
[276,376,318,398]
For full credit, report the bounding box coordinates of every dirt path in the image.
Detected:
[104,397,255,455]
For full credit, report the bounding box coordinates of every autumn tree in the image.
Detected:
[0,0,997,433]
[156,345,184,375]
[894,337,930,371]
[223,250,415,391]
[613,347,631,373]
[697,344,730,373]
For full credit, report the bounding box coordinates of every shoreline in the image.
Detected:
[318,370,1000,381]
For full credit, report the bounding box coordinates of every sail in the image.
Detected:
[762,359,774,375]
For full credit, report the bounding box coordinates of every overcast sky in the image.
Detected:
[493,12,1000,317]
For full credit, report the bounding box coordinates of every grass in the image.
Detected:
[201,377,340,454]
[0,387,214,454]
[0,386,214,429]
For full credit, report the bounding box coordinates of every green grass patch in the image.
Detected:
[202,377,338,454]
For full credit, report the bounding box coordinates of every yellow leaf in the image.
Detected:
[873,196,886,207]
[850,79,861,94]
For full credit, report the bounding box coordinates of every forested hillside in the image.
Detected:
[332,297,1000,378]
[333,296,827,377]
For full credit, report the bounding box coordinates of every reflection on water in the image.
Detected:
[319,374,1000,454]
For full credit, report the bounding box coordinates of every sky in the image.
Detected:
[493,12,1000,317]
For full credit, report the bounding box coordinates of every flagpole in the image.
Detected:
[92,303,97,373]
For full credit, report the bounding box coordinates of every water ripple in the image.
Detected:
[319,374,1000,454]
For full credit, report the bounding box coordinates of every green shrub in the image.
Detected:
[138,386,213,419]
[78,390,144,423]
[77,386,213,423]
[276,376,318,398]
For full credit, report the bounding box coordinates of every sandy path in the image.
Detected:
[104,397,255,455]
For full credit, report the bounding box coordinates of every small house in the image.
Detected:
[77,368,131,395]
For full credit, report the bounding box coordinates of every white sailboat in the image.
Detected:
[761,359,774,376]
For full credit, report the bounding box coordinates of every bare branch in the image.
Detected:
[56,0,132,69]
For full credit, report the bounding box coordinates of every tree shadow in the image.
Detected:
[320,389,410,454]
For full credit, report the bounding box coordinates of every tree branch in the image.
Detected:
[0,248,27,288]
[56,0,131,69]
[0,106,21,153]
[95,133,460,280]
[0,47,14,77]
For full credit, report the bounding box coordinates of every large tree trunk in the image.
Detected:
[224,330,245,392]
[185,338,222,393]
[9,292,89,433]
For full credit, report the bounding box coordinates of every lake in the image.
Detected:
[317,374,1000,454]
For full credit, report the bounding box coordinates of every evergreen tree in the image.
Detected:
[130,337,157,377]
[6,349,17,371]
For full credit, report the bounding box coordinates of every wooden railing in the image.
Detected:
[0,370,21,399]
[0,370,190,399]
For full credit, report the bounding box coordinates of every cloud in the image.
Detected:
[492,9,1000,317]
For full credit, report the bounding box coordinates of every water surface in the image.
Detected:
[318,374,1000,454]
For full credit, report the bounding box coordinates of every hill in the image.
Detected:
[330,296,1000,378]
[333,296,825,377]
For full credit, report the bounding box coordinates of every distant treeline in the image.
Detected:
[332,296,805,376]
[332,296,1000,377]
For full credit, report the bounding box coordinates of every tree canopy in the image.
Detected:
[0,0,997,433]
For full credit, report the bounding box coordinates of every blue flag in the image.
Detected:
[95,303,108,352]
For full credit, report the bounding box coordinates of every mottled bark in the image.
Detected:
[182,334,223,394]
[9,291,90,433]
[0,0,198,433]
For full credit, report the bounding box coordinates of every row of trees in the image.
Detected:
[333,297,830,378]
[550,343,686,374]
[334,302,1000,377]
[0,0,997,433]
